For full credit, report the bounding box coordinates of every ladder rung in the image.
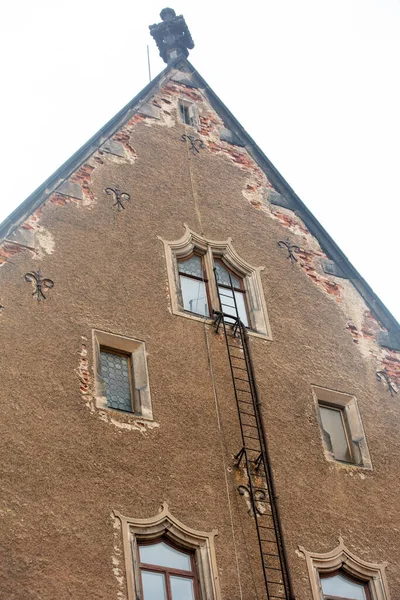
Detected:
[243,434,260,440]
[232,366,247,371]
[262,552,280,557]
[239,410,255,416]
[264,566,282,572]
[234,377,250,383]
[242,423,257,428]
[236,388,251,393]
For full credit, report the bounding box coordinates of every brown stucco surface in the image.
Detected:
[0,76,399,600]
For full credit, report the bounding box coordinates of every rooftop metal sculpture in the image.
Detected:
[149,8,194,64]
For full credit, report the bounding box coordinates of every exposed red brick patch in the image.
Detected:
[0,242,28,266]
[112,130,137,159]
[273,210,309,235]
[50,193,78,207]
[70,164,95,203]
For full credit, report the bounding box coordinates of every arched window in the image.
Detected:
[139,538,199,600]
[115,503,221,600]
[320,570,370,599]
[214,259,249,327]
[299,538,390,600]
[177,253,209,317]
[160,227,272,339]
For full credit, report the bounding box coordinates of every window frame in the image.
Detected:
[213,257,250,327]
[312,386,372,469]
[100,345,135,413]
[138,537,200,600]
[178,99,198,127]
[177,251,211,318]
[320,569,371,600]
[115,502,221,600]
[299,537,391,600]
[317,401,355,464]
[159,226,272,340]
[93,330,153,420]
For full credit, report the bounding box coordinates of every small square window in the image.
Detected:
[312,386,372,469]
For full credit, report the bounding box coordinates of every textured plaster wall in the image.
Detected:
[0,72,399,600]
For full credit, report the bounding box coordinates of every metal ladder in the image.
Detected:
[213,270,295,600]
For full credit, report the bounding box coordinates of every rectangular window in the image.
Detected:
[178,254,209,317]
[318,403,352,463]
[312,386,372,469]
[214,260,249,327]
[93,330,153,420]
[179,102,197,127]
[100,348,133,413]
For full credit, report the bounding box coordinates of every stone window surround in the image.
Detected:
[299,537,391,600]
[115,502,221,600]
[312,385,372,470]
[92,329,153,420]
[178,98,199,128]
[158,225,272,340]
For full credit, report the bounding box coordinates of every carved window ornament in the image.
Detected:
[114,503,221,600]
[299,537,391,600]
[158,225,272,339]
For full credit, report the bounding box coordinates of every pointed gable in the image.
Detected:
[0,56,399,362]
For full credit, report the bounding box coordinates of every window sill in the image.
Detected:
[326,456,373,471]
[95,396,154,422]
[173,308,273,341]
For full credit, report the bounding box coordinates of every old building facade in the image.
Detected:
[1,9,399,600]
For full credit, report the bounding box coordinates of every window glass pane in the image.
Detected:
[321,573,367,599]
[319,405,351,462]
[100,351,132,412]
[142,571,167,600]
[214,262,241,288]
[139,542,192,571]
[218,286,249,327]
[178,255,203,278]
[180,275,209,316]
[171,576,195,600]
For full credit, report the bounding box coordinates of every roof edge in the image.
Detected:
[0,56,186,243]
[182,61,400,341]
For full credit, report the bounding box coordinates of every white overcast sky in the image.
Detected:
[1,1,399,321]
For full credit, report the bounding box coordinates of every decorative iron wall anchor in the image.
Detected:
[376,369,397,396]
[238,485,267,517]
[181,134,204,154]
[278,238,301,263]
[105,187,130,211]
[25,269,54,301]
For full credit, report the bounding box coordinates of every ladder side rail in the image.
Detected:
[214,268,292,599]
[240,323,296,600]
[213,269,272,598]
